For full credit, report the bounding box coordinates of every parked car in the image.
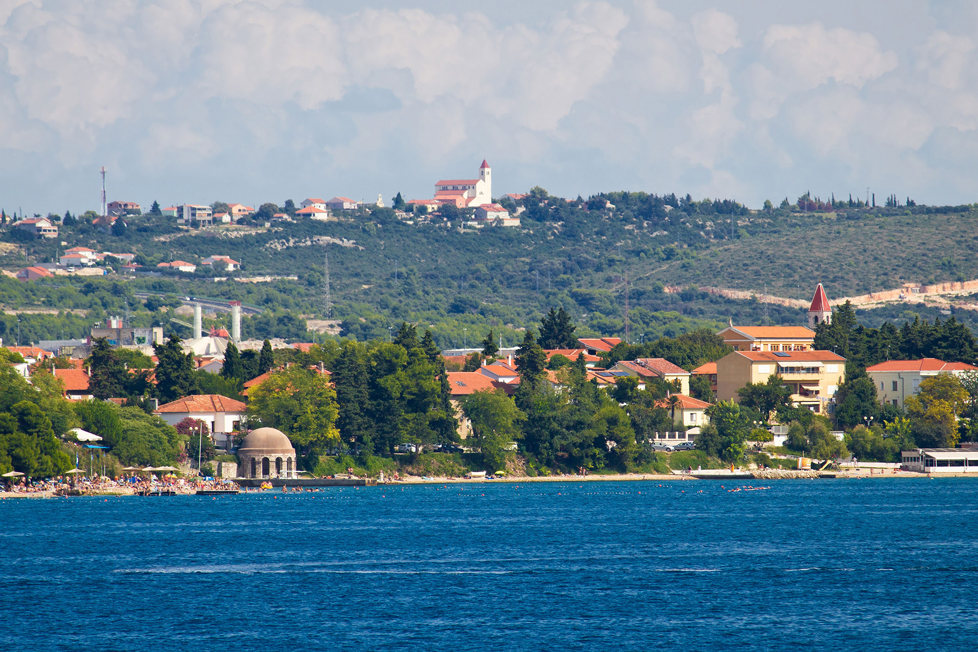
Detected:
[651,443,675,452]
[434,444,464,454]
[674,441,696,451]
[395,443,418,453]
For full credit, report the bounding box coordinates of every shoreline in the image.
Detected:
[2,468,965,499]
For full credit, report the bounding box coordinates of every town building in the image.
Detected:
[301,198,327,210]
[154,394,247,451]
[691,361,718,400]
[610,358,691,395]
[472,203,519,226]
[14,217,58,238]
[228,204,253,218]
[433,160,492,208]
[201,255,240,271]
[446,371,512,438]
[178,204,213,225]
[16,266,53,281]
[325,197,359,211]
[295,206,330,221]
[866,358,978,408]
[716,350,846,414]
[107,201,140,216]
[156,261,197,273]
[51,367,91,400]
[716,324,816,352]
[655,394,712,429]
[578,338,622,355]
[901,448,978,474]
[544,349,601,368]
[89,319,164,348]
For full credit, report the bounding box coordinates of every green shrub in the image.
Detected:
[668,450,724,470]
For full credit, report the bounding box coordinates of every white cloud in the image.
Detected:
[915,30,974,90]
[691,9,740,55]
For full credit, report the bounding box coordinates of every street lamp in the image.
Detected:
[863,416,874,429]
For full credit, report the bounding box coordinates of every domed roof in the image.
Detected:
[238,427,295,455]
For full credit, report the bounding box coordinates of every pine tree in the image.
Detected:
[332,341,373,451]
[88,337,127,400]
[394,322,419,350]
[221,341,244,381]
[515,331,547,392]
[257,339,275,375]
[481,329,499,359]
[149,200,161,216]
[392,192,407,211]
[153,335,199,403]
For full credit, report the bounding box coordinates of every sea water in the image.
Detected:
[1,479,977,651]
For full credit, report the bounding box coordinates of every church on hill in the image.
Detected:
[808,283,832,329]
[432,160,493,208]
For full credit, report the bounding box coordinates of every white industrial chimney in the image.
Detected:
[230,301,241,344]
[193,303,202,340]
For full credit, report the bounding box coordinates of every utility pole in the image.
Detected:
[197,425,203,477]
[323,249,331,319]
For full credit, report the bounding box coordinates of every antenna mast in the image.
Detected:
[100,166,107,217]
[323,248,332,319]
[624,272,630,344]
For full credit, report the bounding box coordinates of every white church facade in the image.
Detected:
[431,160,493,208]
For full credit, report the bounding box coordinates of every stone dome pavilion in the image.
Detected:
[237,427,297,479]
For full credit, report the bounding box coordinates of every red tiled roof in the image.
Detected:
[578,337,622,352]
[480,362,519,383]
[545,349,600,363]
[478,204,507,213]
[810,283,831,312]
[8,345,52,359]
[19,266,53,277]
[296,206,328,214]
[866,358,978,373]
[154,394,246,414]
[655,393,712,410]
[722,326,816,339]
[692,362,717,375]
[52,368,90,392]
[447,372,507,395]
[623,358,690,375]
[305,198,326,204]
[328,197,357,204]
[480,159,489,169]
[738,351,845,362]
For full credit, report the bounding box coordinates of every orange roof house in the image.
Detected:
[153,395,247,441]
[52,368,91,400]
[578,337,622,354]
[866,358,978,409]
[610,358,691,394]
[716,324,816,352]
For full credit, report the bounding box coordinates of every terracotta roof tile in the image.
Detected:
[810,283,831,312]
[866,358,978,373]
[52,368,90,392]
[692,362,717,375]
[154,394,246,414]
[654,393,712,410]
[738,351,845,362]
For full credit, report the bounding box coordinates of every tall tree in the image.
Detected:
[481,329,499,359]
[331,341,374,451]
[392,192,407,211]
[514,330,547,402]
[88,337,127,400]
[538,307,580,349]
[149,200,161,216]
[153,335,199,404]
[247,365,340,456]
[222,341,244,381]
[257,339,275,375]
[460,389,524,471]
[394,322,419,350]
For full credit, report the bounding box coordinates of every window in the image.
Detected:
[892,399,899,406]
[690,413,697,423]
[771,345,780,351]
[892,381,898,391]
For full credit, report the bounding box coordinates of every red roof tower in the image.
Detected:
[808,283,832,329]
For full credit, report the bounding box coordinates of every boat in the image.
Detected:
[195,489,239,496]
[137,488,177,497]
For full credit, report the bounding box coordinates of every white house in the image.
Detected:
[154,394,247,450]
[228,203,253,218]
[434,160,492,208]
[473,203,519,226]
[157,261,197,273]
[295,206,330,221]
[14,217,58,238]
[866,358,978,408]
[178,204,213,225]
[902,448,978,473]
[300,198,328,210]
[201,255,240,271]
[655,394,712,429]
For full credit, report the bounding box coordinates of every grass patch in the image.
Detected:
[311,454,399,478]
[400,452,474,478]
[667,450,725,470]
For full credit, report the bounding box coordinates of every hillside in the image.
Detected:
[3,195,978,346]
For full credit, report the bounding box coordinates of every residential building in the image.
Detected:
[691,361,718,400]
[325,197,359,211]
[433,160,492,208]
[89,320,164,347]
[479,361,520,384]
[301,198,328,210]
[295,206,330,221]
[6,345,54,364]
[586,369,630,388]
[716,350,846,414]
[866,358,978,408]
[902,448,978,474]
[52,367,91,400]
[16,266,53,281]
[201,255,240,271]
[579,337,622,355]
[473,203,519,226]
[178,204,213,225]
[446,371,512,438]
[157,261,197,273]
[407,199,441,213]
[655,394,712,429]
[228,204,253,218]
[162,206,179,218]
[611,358,691,395]
[213,212,231,224]
[107,201,140,216]
[13,217,58,238]
[544,349,601,368]
[808,283,832,329]
[716,325,816,352]
[154,394,247,450]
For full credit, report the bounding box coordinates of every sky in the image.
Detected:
[3,0,978,215]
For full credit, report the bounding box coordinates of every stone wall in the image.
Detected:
[216,461,238,478]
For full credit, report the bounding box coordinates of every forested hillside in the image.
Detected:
[3,192,978,345]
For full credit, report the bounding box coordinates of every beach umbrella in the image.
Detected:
[64,469,85,475]
[2,471,24,478]
[142,467,158,472]
[70,428,102,443]
[122,466,141,471]
[154,466,179,472]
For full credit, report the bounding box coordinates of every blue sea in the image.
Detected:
[2,479,977,651]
